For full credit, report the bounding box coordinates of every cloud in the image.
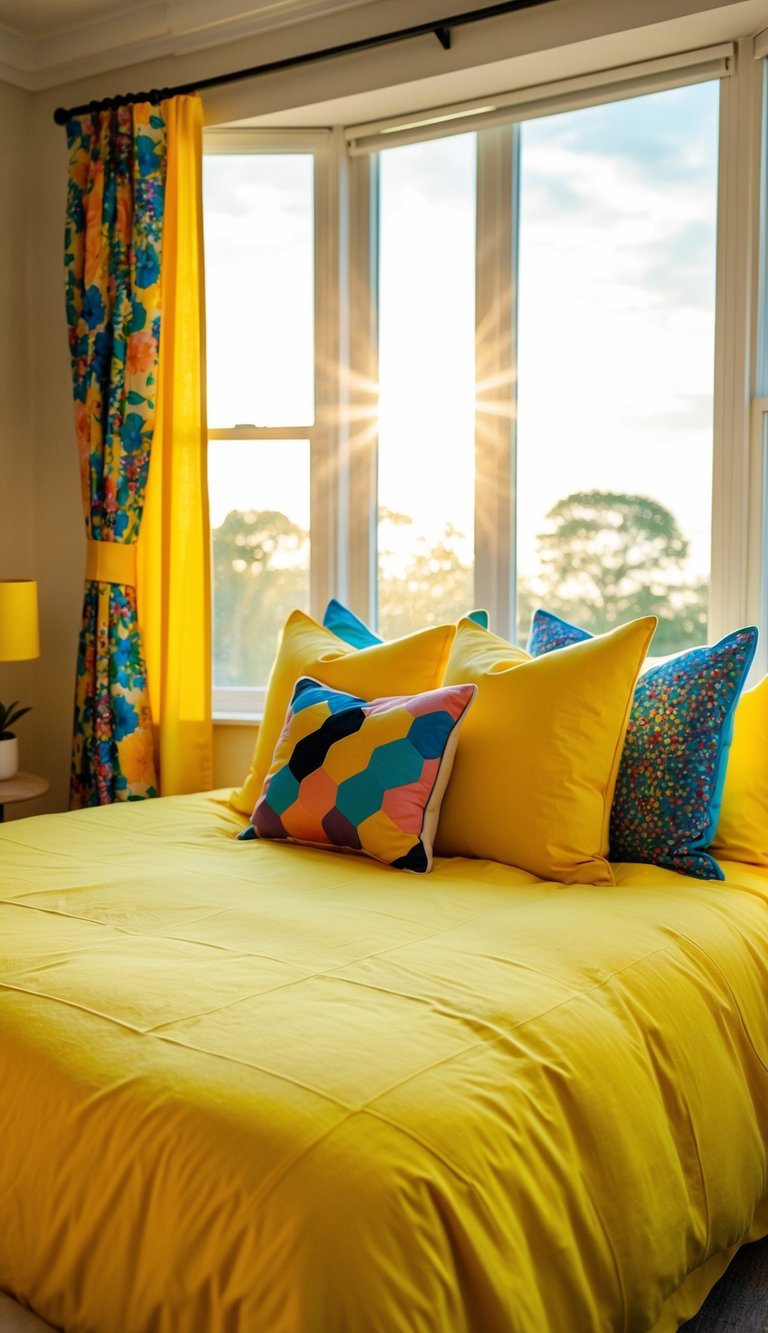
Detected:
[519,80,719,314]
[380,131,475,211]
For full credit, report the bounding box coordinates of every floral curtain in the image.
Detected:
[64,103,166,807]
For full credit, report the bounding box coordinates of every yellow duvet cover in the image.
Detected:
[0,793,765,1333]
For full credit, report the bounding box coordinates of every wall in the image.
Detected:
[0,79,45,818]
[6,0,767,815]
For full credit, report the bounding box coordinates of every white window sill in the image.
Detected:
[213,712,263,726]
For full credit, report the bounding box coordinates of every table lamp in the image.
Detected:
[0,580,40,780]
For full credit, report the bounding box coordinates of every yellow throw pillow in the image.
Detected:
[435,615,656,884]
[711,674,768,865]
[230,610,456,816]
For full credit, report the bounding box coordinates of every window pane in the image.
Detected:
[376,134,476,638]
[516,82,718,653]
[209,439,309,688]
[204,155,314,426]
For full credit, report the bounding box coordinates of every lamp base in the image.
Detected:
[0,736,19,781]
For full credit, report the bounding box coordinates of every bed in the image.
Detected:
[0,789,766,1332]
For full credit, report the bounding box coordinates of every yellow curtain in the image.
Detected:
[138,94,212,795]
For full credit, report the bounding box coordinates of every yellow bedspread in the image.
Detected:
[0,793,765,1333]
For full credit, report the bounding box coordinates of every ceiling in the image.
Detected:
[0,0,126,36]
[0,0,382,88]
[0,0,374,37]
[1,0,767,99]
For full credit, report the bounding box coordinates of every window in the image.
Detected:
[353,72,723,652]
[376,134,477,638]
[208,438,310,694]
[204,134,325,713]
[204,48,740,713]
[515,82,719,652]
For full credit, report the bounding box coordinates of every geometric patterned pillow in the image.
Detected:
[322,597,489,649]
[526,609,758,879]
[239,676,476,873]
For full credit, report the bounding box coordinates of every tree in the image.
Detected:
[533,491,707,654]
[211,493,708,678]
[377,509,474,637]
[212,509,308,686]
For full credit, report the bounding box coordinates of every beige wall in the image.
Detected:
[0,80,45,818]
[3,0,766,816]
[5,94,85,820]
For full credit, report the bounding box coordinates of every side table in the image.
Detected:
[0,772,50,822]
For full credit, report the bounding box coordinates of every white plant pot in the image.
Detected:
[0,736,19,781]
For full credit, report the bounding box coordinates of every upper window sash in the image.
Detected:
[204,128,333,717]
[345,44,733,154]
[204,127,332,157]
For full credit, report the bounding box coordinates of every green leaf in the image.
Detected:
[0,700,31,734]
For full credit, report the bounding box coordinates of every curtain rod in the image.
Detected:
[53,0,556,126]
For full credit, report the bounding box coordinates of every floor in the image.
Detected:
[681,1238,768,1332]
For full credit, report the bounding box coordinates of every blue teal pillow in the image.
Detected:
[526,610,758,880]
[322,599,382,649]
[323,598,488,648]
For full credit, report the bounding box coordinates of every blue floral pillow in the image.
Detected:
[323,598,488,649]
[526,610,758,879]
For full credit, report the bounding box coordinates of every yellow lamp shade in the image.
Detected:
[0,581,40,661]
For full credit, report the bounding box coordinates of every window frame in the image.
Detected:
[352,51,737,640]
[710,39,765,667]
[204,128,336,717]
[204,35,768,708]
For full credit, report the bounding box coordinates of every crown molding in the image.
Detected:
[0,0,382,91]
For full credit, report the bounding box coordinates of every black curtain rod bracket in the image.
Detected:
[53,0,555,126]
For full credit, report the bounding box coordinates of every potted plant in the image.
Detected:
[0,700,31,781]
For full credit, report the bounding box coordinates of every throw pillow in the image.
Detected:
[434,615,656,884]
[240,676,476,872]
[526,609,758,878]
[322,598,488,649]
[229,610,456,816]
[710,673,768,866]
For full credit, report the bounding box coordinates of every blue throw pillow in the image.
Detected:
[322,598,488,648]
[526,609,758,880]
[322,599,382,649]
[527,608,591,656]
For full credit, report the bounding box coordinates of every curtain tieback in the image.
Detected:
[85,539,137,587]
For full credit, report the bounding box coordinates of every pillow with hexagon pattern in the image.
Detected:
[229,610,458,817]
[238,676,476,872]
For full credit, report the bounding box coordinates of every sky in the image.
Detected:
[204,149,315,533]
[203,77,719,628]
[516,82,718,581]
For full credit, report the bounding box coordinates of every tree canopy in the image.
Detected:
[212,508,308,687]
[532,490,707,653]
[211,490,709,681]
[377,509,473,639]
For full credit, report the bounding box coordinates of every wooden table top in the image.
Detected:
[0,772,50,807]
